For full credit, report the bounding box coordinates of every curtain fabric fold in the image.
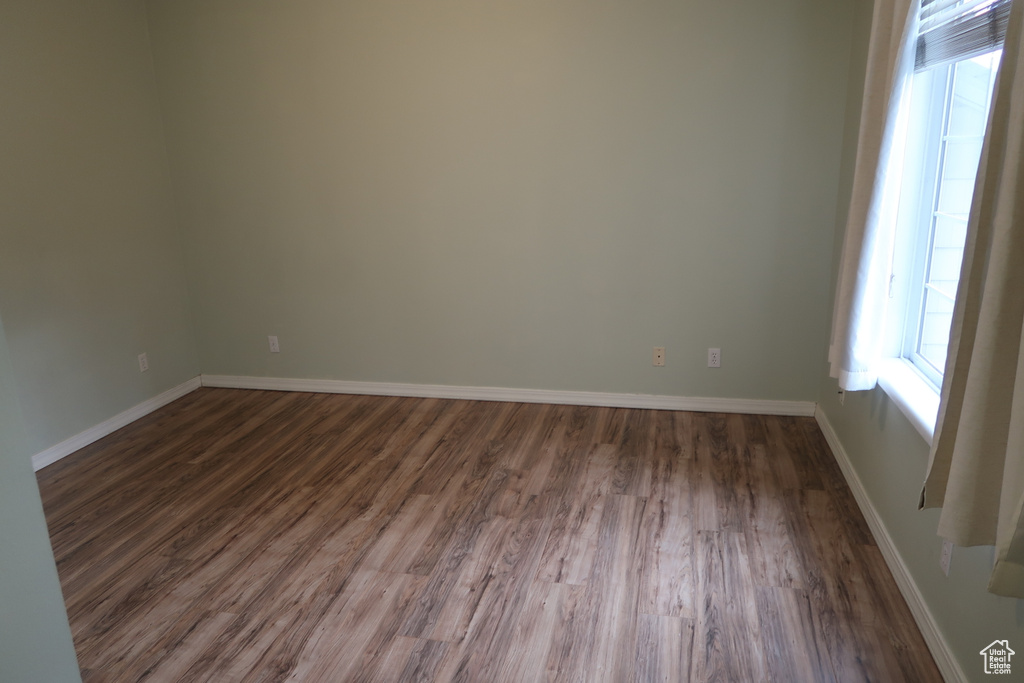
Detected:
[828,0,918,391]
[921,0,1024,599]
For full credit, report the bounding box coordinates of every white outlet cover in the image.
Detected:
[940,539,953,576]
[137,352,149,372]
[708,347,721,368]
[653,347,665,366]
[268,335,280,353]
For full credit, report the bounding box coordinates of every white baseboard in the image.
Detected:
[200,375,816,417]
[31,377,202,472]
[29,374,813,472]
[814,406,965,683]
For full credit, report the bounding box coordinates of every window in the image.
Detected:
[886,0,1008,390]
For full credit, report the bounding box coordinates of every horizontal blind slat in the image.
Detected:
[916,0,1010,70]
[921,0,999,32]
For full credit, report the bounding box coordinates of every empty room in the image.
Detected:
[2,0,1023,681]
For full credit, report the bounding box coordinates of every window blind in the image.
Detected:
[916,0,1011,70]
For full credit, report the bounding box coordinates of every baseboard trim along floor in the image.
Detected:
[200,374,816,418]
[31,374,817,471]
[31,377,202,471]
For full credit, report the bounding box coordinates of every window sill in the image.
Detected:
[876,358,940,445]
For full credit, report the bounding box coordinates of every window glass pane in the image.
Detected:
[928,213,968,299]
[947,52,1001,135]
[913,49,1000,378]
[927,242,964,297]
[935,175,976,214]
[919,288,956,370]
[932,212,968,249]
[941,138,985,186]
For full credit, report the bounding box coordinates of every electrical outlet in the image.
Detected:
[708,347,721,368]
[940,539,953,576]
[268,335,280,353]
[838,389,846,406]
[138,352,149,373]
[653,347,665,366]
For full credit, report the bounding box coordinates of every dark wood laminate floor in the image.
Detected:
[37,388,944,682]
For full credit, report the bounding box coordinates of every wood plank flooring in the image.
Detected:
[36,388,944,682]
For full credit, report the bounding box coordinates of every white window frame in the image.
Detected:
[877,0,1006,443]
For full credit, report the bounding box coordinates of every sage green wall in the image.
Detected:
[0,315,81,682]
[147,0,854,401]
[819,0,1024,678]
[0,0,199,455]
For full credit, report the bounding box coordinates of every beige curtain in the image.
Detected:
[921,0,1024,599]
[828,0,917,392]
